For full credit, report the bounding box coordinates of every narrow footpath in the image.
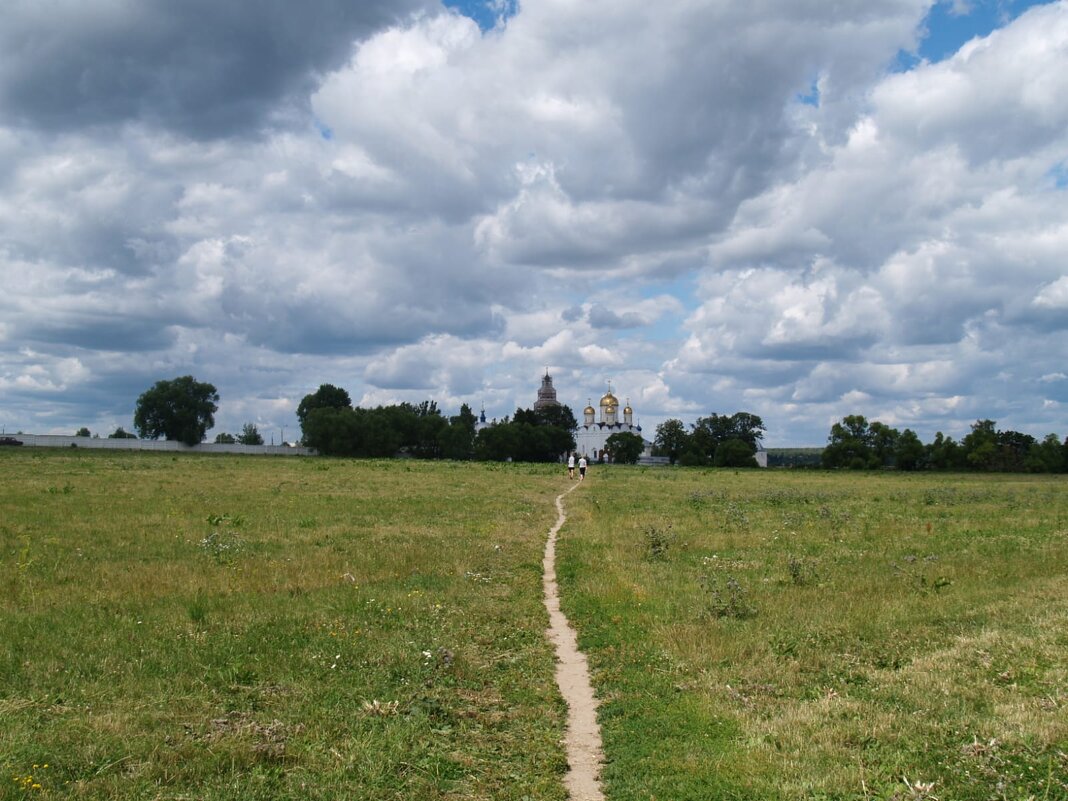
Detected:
[542,482,605,801]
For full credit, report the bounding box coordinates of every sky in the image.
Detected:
[1,0,1066,447]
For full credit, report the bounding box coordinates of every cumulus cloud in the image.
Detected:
[1,0,1066,445]
[0,0,434,137]
[1033,276,1068,309]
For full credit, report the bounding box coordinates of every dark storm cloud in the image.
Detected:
[0,0,433,138]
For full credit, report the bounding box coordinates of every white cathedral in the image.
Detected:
[534,372,652,461]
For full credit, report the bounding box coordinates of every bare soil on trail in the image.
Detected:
[543,483,605,801]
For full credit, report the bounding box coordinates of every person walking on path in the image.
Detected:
[578,455,587,480]
[567,453,576,479]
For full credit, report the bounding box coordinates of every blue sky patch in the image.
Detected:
[892,0,1056,72]
[916,0,1056,63]
[796,78,821,107]
[1050,162,1068,189]
[442,0,517,32]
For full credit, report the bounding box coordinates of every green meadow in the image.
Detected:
[563,467,1068,800]
[1,451,567,800]
[3,449,1067,800]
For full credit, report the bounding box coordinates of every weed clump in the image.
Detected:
[724,502,750,530]
[200,514,246,564]
[701,574,757,619]
[786,555,819,586]
[643,524,675,560]
[687,490,722,509]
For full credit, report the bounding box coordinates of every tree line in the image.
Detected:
[821,415,1068,472]
[298,384,580,462]
[122,376,1067,472]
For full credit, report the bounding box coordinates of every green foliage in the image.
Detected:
[237,423,264,446]
[108,426,137,439]
[925,430,965,469]
[642,524,675,560]
[296,383,351,426]
[438,404,477,460]
[702,574,757,619]
[822,414,882,469]
[214,431,236,444]
[713,438,758,467]
[824,416,1066,473]
[605,432,644,464]
[533,403,578,433]
[474,407,576,463]
[691,412,765,461]
[677,448,709,467]
[655,412,764,466]
[133,375,219,446]
[894,428,925,471]
[299,402,465,459]
[75,426,91,437]
[653,418,688,464]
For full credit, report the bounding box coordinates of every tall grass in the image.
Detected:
[1,450,569,800]
[6,451,1066,800]
[559,468,1068,800]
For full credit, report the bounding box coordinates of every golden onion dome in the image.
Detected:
[623,399,633,414]
[599,391,619,408]
[584,400,596,414]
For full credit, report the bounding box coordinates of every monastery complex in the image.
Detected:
[534,372,652,461]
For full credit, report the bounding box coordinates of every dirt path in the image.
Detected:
[543,482,605,801]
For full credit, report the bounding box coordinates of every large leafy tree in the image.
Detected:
[822,415,877,469]
[438,404,478,460]
[961,419,998,470]
[653,418,689,464]
[534,403,578,433]
[1026,433,1066,473]
[134,376,219,446]
[894,429,925,471]
[605,432,644,464]
[690,412,765,462]
[297,384,351,427]
[925,431,964,469]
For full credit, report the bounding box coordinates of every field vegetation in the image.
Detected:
[1,450,568,800]
[559,467,1068,799]
[3,450,1066,800]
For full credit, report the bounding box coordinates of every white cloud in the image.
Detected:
[2,0,1067,446]
[1033,276,1068,309]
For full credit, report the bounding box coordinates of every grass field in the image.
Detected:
[559,467,1068,800]
[1,450,568,800]
[3,450,1067,800]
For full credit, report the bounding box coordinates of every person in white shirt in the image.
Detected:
[567,453,576,480]
[578,455,587,480]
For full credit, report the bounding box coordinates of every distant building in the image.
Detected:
[475,404,492,433]
[534,371,560,410]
